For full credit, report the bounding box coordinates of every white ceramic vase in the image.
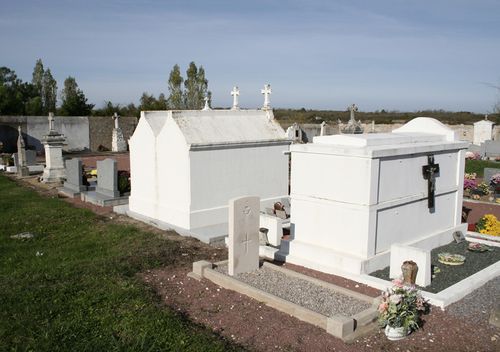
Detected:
[384,325,409,341]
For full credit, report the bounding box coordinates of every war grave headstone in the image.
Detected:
[281,117,469,277]
[228,196,260,276]
[42,113,67,183]
[58,158,88,197]
[80,158,129,206]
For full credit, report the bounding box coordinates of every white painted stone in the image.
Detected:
[284,117,469,276]
[473,117,495,145]
[389,244,431,287]
[128,109,290,243]
[228,196,260,276]
[42,144,65,182]
[260,213,283,246]
[261,84,272,110]
[231,86,240,110]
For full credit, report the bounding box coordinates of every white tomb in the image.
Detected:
[127,109,290,244]
[282,117,468,276]
[473,117,495,145]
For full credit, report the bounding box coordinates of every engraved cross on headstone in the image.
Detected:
[422,155,440,209]
[261,84,272,110]
[231,86,240,110]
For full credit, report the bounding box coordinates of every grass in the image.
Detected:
[465,159,499,178]
[0,175,241,351]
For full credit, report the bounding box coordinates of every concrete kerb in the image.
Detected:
[189,260,379,340]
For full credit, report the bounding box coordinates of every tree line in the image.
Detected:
[0,60,210,117]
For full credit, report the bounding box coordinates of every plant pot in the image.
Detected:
[384,325,409,341]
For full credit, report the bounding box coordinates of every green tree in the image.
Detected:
[0,67,24,114]
[59,76,94,116]
[139,92,168,111]
[167,64,184,109]
[42,69,57,113]
[30,59,58,114]
[183,62,199,109]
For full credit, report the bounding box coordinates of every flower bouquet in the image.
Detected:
[467,242,492,252]
[378,279,429,340]
[476,214,500,236]
[437,252,465,265]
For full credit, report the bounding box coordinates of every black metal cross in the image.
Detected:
[422,155,440,209]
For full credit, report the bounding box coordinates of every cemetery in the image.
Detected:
[1,104,499,350]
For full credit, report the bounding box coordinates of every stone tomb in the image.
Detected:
[281,117,469,276]
[42,113,67,183]
[228,196,260,276]
[59,158,87,197]
[473,117,494,146]
[80,158,128,206]
[126,109,290,244]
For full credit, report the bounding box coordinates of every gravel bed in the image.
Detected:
[370,240,499,293]
[446,275,500,324]
[214,264,372,317]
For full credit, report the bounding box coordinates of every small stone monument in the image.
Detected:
[96,158,120,198]
[228,196,260,276]
[341,104,364,134]
[320,121,327,136]
[261,84,272,111]
[201,96,211,111]
[286,122,302,142]
[60,158,87,197]
[231,86,240,110]
[111,113,127,152]
[16,125,29,177]
[42,113,66,182]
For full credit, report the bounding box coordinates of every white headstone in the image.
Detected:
[473,116,495,145]
[231,86,240,110]
[261,84,272,110]
[228,196,260,276]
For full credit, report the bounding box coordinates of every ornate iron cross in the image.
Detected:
[422,155,440,209]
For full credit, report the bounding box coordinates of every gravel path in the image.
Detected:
[215,264,372,317]
[446,275,500,325]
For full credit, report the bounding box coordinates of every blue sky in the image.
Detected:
[1,0,499,112]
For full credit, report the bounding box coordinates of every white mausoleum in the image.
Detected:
[128,109,290,243]
[282,117,469,276]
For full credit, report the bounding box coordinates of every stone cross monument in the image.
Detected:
[16,125,29,177]
[111,112,127,152]
[261,84,272,110]
[201,96,211,111]
[42,112,66,182]
[340,104,364,134]
[231,86,240,110]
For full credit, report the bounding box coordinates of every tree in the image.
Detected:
[30,59,58,114]
[167,64,184,109]
[183,62,199,109]
[59,76,94,116]
[139,92,168,111]
[0,67,24,114]
[43,69,57,113]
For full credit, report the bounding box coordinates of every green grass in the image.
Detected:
[0,176,241,351]
[465,159,500,178]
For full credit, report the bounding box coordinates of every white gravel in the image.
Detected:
[215,264,372,317]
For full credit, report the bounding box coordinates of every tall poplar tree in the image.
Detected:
[167,64,184,109]
[59,76,93,116]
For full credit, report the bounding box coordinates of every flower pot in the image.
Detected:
[384,325,409,341]
[401,260,418,285]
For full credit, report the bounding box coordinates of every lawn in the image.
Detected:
[465,159,499,178]
[0,175,240,351]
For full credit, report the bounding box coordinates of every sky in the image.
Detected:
[1,0,499,113]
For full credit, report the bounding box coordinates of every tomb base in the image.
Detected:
[80,191,129,207]
[42,167,66,183]
[279,223,467,276]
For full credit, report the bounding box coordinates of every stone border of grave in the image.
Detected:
[355,254,500,309]
[188,260,380,341]
[465,231,500,247]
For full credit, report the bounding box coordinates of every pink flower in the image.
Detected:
[392,278,403,288]
[378,302,388,313]
[389,294,402,304]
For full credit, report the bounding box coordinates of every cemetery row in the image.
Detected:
[2,96,499,341]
